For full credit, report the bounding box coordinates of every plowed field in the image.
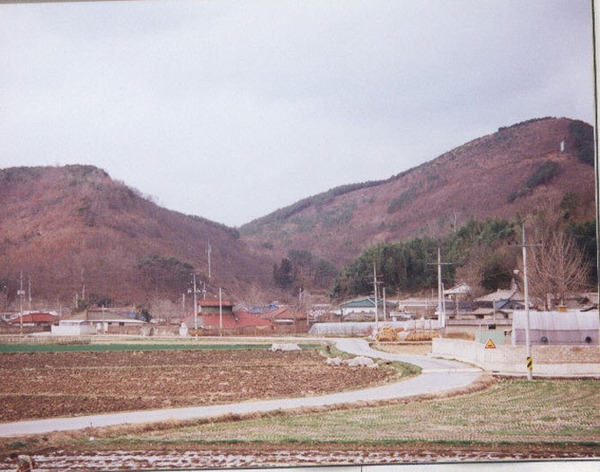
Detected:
[0,348,395,422]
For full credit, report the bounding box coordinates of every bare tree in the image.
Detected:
[454,245,492,298]
[455,244,517,298]
[148,297,181,325]
[0,284,9,314]
[237,284,271,308]
[526,230,589,309]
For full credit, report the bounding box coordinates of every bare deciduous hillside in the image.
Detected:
[0,165,272,308]
[241,117,595,268]
[0,117,594,309]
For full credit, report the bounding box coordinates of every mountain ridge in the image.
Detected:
[0,165,272,311]
[240,117,595,268]
[0,116,594,311]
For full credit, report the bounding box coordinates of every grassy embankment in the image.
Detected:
[100,378,599,443]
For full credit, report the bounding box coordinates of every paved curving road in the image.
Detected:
[0,339,481,437]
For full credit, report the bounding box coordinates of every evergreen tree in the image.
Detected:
[273,258,295,290]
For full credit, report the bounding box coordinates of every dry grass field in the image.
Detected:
[372,342,432,356]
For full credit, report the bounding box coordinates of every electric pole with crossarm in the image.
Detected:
[515,225,542,380]
[428,247,454,332]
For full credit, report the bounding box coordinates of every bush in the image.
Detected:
[525,160,559,188]
[569,120,594,166]
[387,187,417,213]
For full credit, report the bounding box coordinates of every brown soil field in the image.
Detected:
[0,348,397,422]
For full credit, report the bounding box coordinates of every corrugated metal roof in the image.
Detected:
[444,283,470,295]
[341,297,395,308]
[476,287,523,302]
[512,311,599,330]
[341,297,376,308]
[8,312,57,324]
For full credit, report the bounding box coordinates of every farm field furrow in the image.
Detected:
[0,348,397,422]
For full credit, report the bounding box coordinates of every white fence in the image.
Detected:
[432,338,600,376]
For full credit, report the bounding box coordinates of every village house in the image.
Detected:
[52,309,146,336]
[430,281,524,342]
[438,279,599,346]
[8,312,58,327]
[307,304,337,322]
[198,299,234,315]
[182,299,273,335]
[395,297,437,319]
[257,305,309,333]
[340,296,397,320]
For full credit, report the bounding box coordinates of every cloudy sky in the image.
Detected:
[1,0,594,227]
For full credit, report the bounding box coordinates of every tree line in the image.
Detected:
[326,213,596,309]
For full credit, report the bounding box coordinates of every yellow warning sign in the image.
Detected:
[527,356,533,370]
[484,338,496,349]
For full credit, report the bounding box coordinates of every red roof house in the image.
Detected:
[183,310,274,333]
[198,299,234,314]
[8,312,58,326]
[259,306,307,324]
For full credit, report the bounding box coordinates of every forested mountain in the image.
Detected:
[0,117,595,313]
[0,165,272,313]
[240,117,595,289]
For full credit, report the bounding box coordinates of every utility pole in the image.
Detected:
[192,274,198,334]
[592,4,600,368]
[219,287,223,336]
[591,2,600,350]
[373,262,379,333]
[383,286,387,321]
[18,272,24,334]
[28,277,32,312]
[515,225,542,381]
[428,247,453,331]
[80,268,85,306]
[206,242,212,280]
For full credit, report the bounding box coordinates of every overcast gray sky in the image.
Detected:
[1,0,594,227]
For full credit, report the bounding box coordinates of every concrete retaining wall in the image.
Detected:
[51,324,97,336]
[432,338,600,376]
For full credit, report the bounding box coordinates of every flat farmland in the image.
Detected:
[0,344,598,469]
[0,347,398,422]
